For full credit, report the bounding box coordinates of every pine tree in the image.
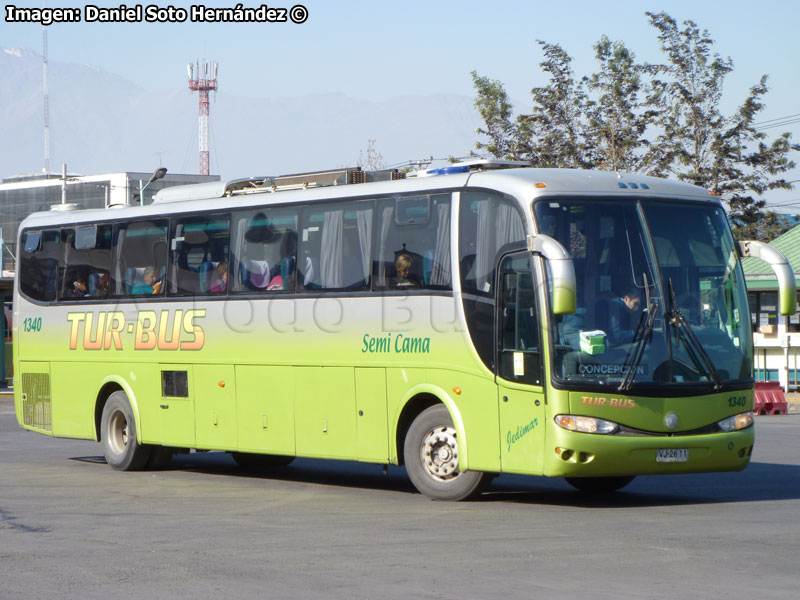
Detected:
[471,42,594,167]
[469,14,795,237]
[646,11,796,240]
[518,41,594,168]
[470,71,522,160]
[734,210,794,242]
[584,36,655,173]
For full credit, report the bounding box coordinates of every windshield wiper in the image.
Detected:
[618,298,658,392]
[666,278,722,390]
[618,273,657,392]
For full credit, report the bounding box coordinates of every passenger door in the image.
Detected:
[496,252,547,475]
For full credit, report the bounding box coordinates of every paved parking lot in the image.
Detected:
[2,396,799,599]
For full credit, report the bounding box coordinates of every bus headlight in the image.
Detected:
[717,412,754,432]
[555,415,618,434]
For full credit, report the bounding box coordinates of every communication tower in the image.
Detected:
[187,60,218,176]
[42,13,50,174]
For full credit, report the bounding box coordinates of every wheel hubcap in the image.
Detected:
[420,425,461,482]
[108,410,128,455]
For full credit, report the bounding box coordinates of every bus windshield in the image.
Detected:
[534,198,752,392]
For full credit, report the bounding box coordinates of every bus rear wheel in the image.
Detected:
[565,476,635,493]
[404,404,491,501]
[100,391,151,471]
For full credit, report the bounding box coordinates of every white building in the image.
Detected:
[743,225,800,391]
[0,171,219,270]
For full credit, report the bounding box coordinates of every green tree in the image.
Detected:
[646,11,796,240]
[519,41,594,168]
[470,71,522,160]
[733,210,794,242]
[584,36,655,173]
[471,42,594,167]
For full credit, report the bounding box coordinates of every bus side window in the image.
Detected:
[459,192,525,296]
[19,229,62,302]
[112,220,169,297]
[232,208,298,293]
[372,194,451,291]
[299,200,373,291]
[458,192,526,372]
[168,214,230,296]
[60,225,112,300]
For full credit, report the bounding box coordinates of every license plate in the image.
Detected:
[656,448,689,463]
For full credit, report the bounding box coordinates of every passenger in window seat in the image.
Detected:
[92,273,109,298]
[394,253,420,289]
[209,261,228,293]
[65,276,89,298]
[132,267,161,295]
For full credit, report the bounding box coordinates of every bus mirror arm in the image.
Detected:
[527,234,577,315]
[739,240,797,315]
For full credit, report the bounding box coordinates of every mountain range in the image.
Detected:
[1,47,483,180]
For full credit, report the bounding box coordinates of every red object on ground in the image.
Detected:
[754,382,788,415]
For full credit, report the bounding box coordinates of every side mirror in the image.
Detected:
[739,240,797,315]
[528,234,576,315]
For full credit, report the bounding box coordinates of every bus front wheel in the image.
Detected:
[404,404,491,501]
[146,446,174,469]
[100,391,151,471]
[565,476,635,493]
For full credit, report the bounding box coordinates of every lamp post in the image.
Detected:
[138,167,168,206]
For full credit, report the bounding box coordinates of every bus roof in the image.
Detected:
[467,167,716,201]
[18,166,718,231]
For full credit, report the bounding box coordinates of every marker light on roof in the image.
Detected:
[535,182,547,188]
[422,165,471,176]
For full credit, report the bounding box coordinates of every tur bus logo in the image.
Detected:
[67,310,206,351]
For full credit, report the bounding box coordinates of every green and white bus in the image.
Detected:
[13,161,795,500]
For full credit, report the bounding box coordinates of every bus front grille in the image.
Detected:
[21,373,52,431]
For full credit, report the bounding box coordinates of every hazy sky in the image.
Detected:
[3,0,799,206]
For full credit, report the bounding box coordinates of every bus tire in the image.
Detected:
[100,391,151,471]
[404,404,490,501]
[146,446,174,469]
[231,452,295,468]
[565,476,635,493]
